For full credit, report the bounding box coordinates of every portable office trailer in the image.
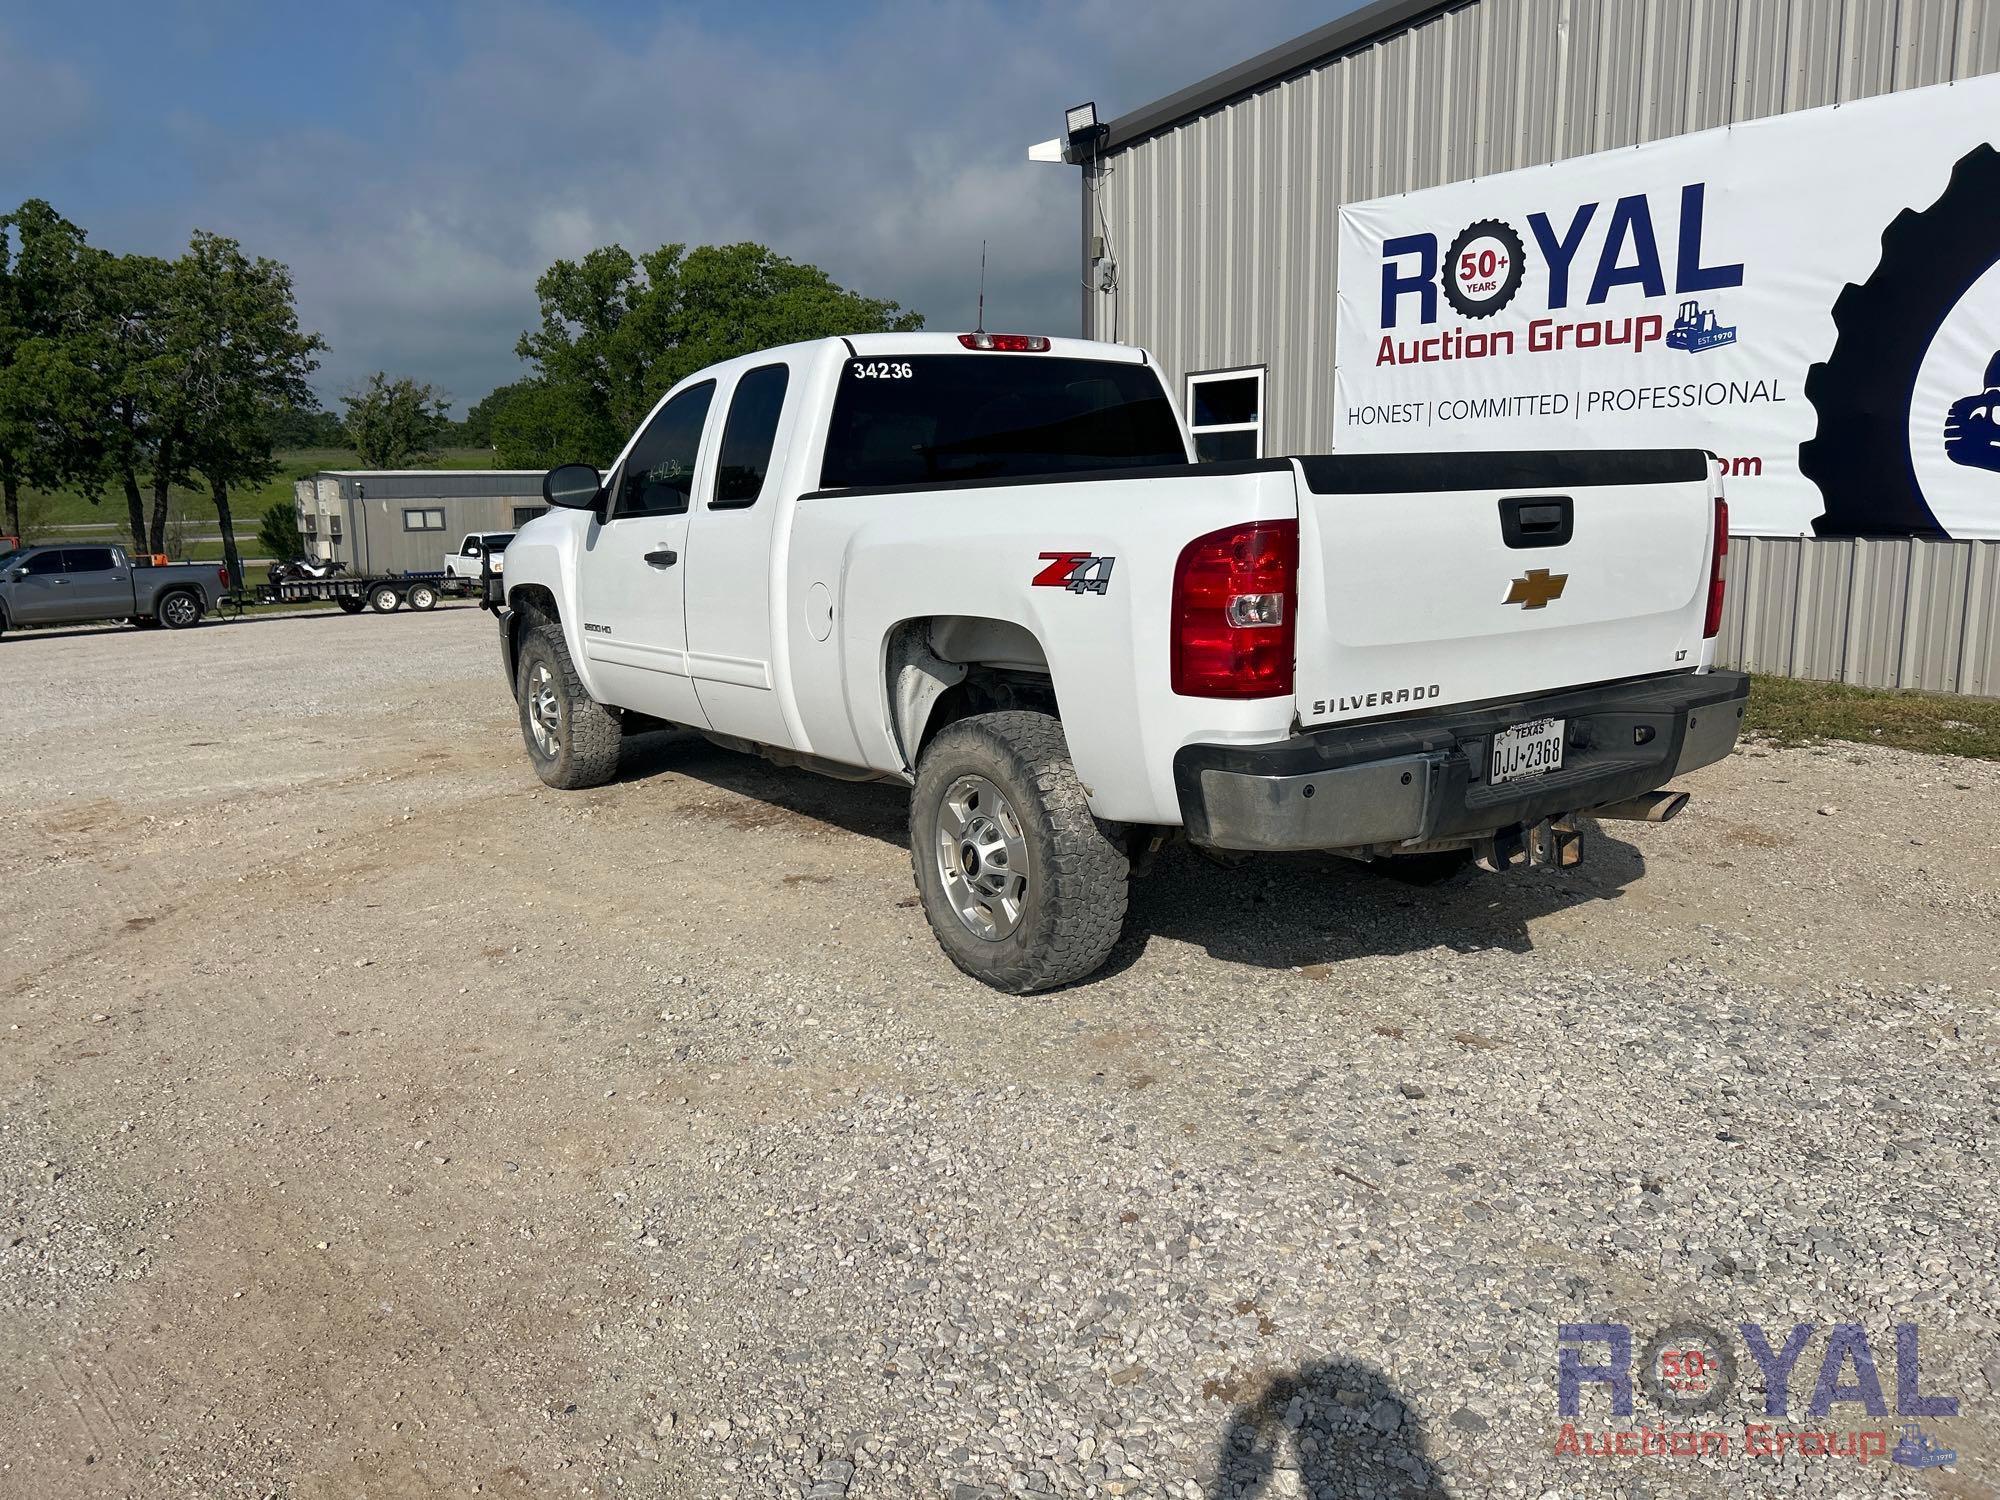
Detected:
[294,471,550,577]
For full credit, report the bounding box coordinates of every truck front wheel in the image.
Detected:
[515,622,621,789]
[910,711,1128,993]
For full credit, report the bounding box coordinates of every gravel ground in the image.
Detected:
[1,606,1994,1500]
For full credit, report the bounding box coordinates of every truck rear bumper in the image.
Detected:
[1174,670,1749,853]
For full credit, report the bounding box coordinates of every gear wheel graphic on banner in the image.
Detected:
[1440,219,1528,321]
[1803,144,2000,538]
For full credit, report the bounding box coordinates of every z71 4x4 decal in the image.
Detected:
[1032,552,1116,595]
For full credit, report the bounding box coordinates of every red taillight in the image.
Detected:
[1703,496,1728,639]
[958,333,1050,352]
[1171,519,1299,698]
[217,567,230,585]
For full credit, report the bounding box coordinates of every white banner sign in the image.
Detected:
[1334,76,2000,538]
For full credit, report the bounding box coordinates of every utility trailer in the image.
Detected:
[253,571,463,615]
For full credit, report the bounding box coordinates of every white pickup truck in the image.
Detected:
[490,332,1746,991]
[444,532,514,582]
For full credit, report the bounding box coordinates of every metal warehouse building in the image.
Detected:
[1059,0,2000,694]
[295,471,548,577]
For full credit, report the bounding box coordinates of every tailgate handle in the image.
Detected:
[1500,495,1573,549]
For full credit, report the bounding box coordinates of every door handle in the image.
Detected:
[644,548,678,568]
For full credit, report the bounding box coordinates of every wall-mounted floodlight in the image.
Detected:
[1064,101,1108,162]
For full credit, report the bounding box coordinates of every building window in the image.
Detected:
[402,508,445,532]
[512,506,547,528]
[1186,367,1265,462]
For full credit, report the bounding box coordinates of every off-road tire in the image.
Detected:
[156,590,202,629]
[369,585,401,613]
[407,583,438,611]
[1802,143,2000,538]
[515,622,621,790]
[909,711,1128,993]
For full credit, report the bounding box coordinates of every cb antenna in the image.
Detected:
[975,240,987,335]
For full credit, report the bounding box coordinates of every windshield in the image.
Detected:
[818,355,1187,490]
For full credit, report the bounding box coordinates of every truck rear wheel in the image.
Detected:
[909,711,1128,993]
[157,590,202,629]
[515,622,621,789]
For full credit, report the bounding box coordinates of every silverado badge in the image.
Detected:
[1504,568,1568,610]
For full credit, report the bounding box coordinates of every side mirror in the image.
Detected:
[5,570,22,582]
[544,463,603,511]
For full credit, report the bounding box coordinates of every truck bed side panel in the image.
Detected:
[784,467,1304,825]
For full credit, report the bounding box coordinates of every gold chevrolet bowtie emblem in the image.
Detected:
[1505,568,1568,609]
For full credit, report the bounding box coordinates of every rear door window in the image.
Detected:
[66,547,119,573]
[712,364,790,509]
[818,355,1186,490]
[615,382,716,518]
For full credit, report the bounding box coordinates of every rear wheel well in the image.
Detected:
[919,668,1058,754]
[886,615,1060,766]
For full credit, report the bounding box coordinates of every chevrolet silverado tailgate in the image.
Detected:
[1290,451,1720,726]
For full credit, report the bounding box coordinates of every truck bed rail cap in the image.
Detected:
[1298,450,1709,495]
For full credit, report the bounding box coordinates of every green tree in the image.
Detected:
[457,378,536,448]
[74,248,182,552]
[488,379,601,468]
[175,231,325,588]
[257,498,302,560]
[508,241,921,466]
[342,372,450,468]
[0,201,102,538]
[267,401,347,449]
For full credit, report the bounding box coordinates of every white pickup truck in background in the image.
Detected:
[489,332,1747,991]
[444,532,514,582]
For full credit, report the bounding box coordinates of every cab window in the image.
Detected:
[20,551,67,576]
[67,547,118,572]
[712,364,790,509]
[615,382,716,518]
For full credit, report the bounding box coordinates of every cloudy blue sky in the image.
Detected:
[3,1,1350,411]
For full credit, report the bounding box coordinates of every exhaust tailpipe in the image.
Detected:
[1594,790,1690,823]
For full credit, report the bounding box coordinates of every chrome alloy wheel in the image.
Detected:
[934,773,1029,940]
[161,593,198,627]
[526,662,563,759]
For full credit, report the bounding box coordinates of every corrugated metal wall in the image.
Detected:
[1088,0,2000,695]
[1717,534,2000,693]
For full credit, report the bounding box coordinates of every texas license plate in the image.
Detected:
[1490,717,1566,783]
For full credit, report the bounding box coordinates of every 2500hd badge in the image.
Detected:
[1311,684,1443,716]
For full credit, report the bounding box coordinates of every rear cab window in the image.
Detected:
[713,364,791,508]
[817,355,1187,490]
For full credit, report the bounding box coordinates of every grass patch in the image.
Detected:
[1745,675,1999,761]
